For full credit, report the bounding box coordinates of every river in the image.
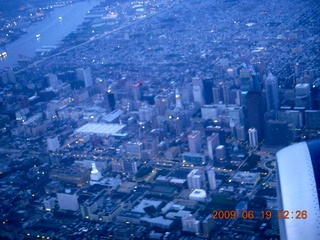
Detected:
[0,0,103,69]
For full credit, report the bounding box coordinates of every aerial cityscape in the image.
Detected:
[0,0,319,239]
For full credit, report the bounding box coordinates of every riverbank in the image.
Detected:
[0,0,104,69]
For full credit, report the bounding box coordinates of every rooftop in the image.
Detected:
[75,123,126,136]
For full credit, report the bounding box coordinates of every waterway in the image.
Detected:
[0,0,102,69]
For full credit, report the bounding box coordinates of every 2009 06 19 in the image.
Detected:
[212,210,308,220]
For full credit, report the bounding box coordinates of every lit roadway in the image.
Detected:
[14,0,177,75]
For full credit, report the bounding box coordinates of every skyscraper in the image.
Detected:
[212,87,221,104]
[175,88,183,110]
[187,169,204,189]
[207,169,217,190]
[132,82,142,101]
[248,128,258,147]
[202,79,214,104]
[193,84,204,106]
[240,69,254,91]
[265,73,279,111]
[76,67,93,88]
[188,130,202,153]
[246,92,265,139]
[90,162,102,182]
[207,133,220,159]
[276,139,320,240]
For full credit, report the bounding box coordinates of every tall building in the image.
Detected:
[265,73,279,111]
[222,85,230,104]
[236,124,246,141]
[207,133,220,159]
[265,120,290,146]
[106,89,116,111]
[246,92,265,139]
[240,69,254,91]
[45,73,61,87]
[212,87,221,104]
[295,83,311,109]
[182,214,200,233]
[215,145,226,159]
[122,160,138,173]
[126,141,143,159]
[139,105,155,122]
[202,79,214,104]
[228,106,244,126]
[187,169,203,189]
[276,139,320,240]
[132,82,142,101]
[154,91,175,115]
[76,67,93,88]
[90,162,102,183]
[207,169,217,190]
[175,88,184,110]
[193,84,204,106]
[188,130,202,153]
[248,128,258,147]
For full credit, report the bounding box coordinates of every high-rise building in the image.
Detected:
[76,67,93,88]
[188,130,202,153]
[90,162,102,183]
[276,139,320,240]
[295,83,311,109]
[126,141,143,159]
[193,85,204,106]
[240,69,254,91]
[77,67,93,87]
[246,92,265,139]
[182,214,200,233]
[132,82,142,101]
[228,106,244,126]
[139,105,155,122]
[207,169,217,190]
[265,73,279,111]
[248,128,258,147]
[207,133,220,159]
[265,120,290,146]
[281,110,304,128]
[212,87,221,104]
[201,105,220,120]
[215,145,226,159]
[154,91,175,115]
[187,169,204,189]
[236,124,246,141]
[122,160,138,173]
[106,89,116,111]
[202,79,214,104]
[45,73,61,87]
[175,88,184,110]
[230,89,241,105]
[222,85,230,104]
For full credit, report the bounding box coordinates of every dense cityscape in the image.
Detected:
[0,0,319,239]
